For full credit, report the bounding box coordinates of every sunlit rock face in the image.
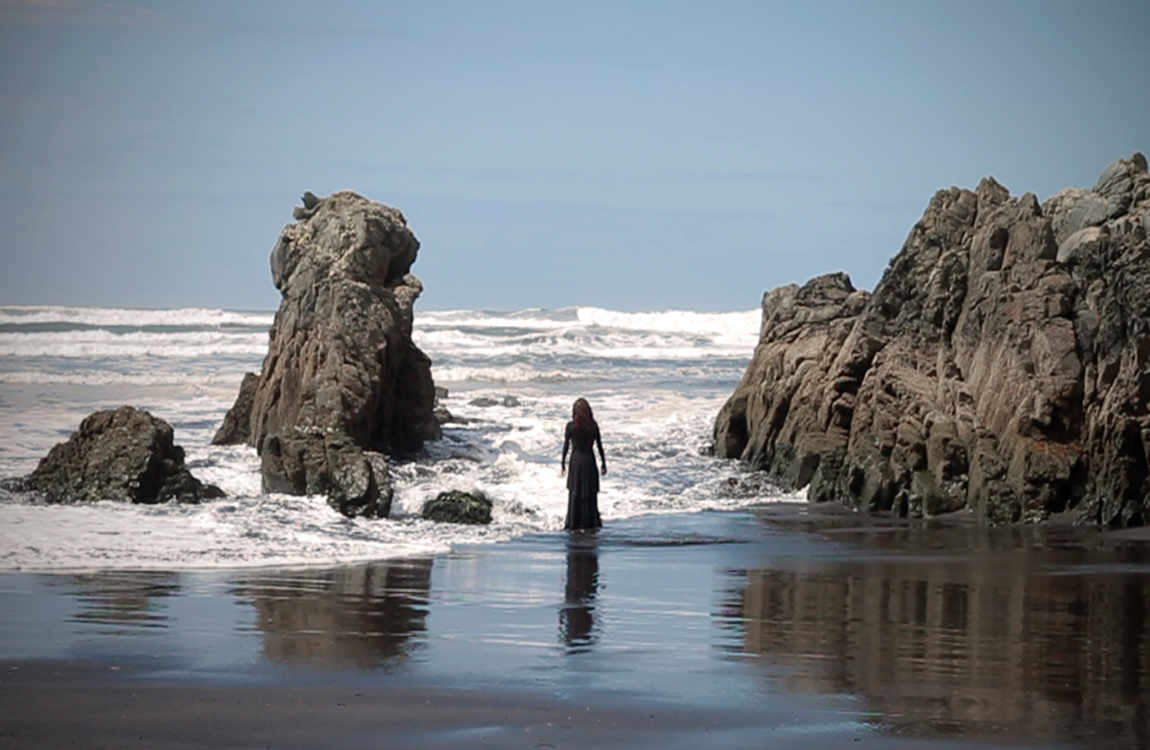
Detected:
[716,153,1150,526]
[215,191,441,518]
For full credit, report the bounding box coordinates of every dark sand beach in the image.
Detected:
[3,505,1149,749]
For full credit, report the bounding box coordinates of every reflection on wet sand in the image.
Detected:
[725,531,1150,745]
[559,533,600,653]
[231,559,432,670]
[48,572,180,631]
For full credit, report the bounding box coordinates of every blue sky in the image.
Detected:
[2,0,1147,311]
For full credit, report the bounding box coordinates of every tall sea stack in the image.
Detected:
[214,191,441,517]
[715,153,1150,526]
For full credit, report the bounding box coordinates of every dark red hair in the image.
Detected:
[571,398,597,439]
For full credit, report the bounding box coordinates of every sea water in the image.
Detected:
[0,304,794,571]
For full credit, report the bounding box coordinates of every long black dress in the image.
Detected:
[563,421,603,530]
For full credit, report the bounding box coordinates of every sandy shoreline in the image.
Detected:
[1,659,1047,750]
[2,504,1148,748]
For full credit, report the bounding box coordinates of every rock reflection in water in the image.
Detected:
[51,572,180,631]
[559,533,600,653]
[232,559,432,670]
[725,544,1150,745]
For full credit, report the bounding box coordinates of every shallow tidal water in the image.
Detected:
[3,505,1149,748]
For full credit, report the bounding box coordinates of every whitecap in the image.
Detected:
[0,305,273,329]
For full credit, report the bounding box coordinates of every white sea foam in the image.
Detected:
[414,307,759,362]
[420,306,759,337]
[0,496,463,571]
[0,304,786,572]
[0,330,268,358]
[415,329,753,361]
[419,308,577,331]
[0,370,248,387]
[431,364,584,384]
[392,389,789,526]
[575,306,759,338]
[0,305,273,328]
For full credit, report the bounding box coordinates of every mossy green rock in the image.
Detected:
[422,490,493,525]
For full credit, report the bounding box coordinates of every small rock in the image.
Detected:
[434,406,469,425]
[422,490,493,525]
[468,395,519,408]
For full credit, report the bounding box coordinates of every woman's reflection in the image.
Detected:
[559,531,600,653]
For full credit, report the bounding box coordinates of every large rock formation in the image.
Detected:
[716,153,1150,526]
[12,406,224,504]
[215,191,441,518]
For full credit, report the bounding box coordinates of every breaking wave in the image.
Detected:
[0,303,786,571]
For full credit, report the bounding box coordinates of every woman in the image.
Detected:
[560,398,607,530]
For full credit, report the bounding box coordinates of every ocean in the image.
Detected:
[0,303,789,571]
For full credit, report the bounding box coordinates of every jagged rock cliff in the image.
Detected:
[715,153,1150,525]
[214,191,440,517]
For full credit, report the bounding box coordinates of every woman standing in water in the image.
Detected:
[561,398,607,530]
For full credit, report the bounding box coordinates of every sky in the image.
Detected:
[1,0,1148,312]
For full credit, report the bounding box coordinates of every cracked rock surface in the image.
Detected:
[13,406,224,504]
[214,191,440,518]
[716,153,1150,526]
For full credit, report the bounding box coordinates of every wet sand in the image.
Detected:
[1,659,1050,750]
[2,504,1149,748]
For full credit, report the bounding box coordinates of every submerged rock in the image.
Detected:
[433,406,470,425]
[468,395,520,408]
[16,406,224,504]
[215,191,441,518]
[715,152,1150,526]
[421,490,493,525]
